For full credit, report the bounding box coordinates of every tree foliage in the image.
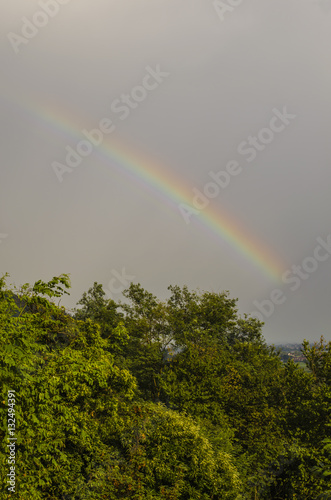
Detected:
[1,275,330,498]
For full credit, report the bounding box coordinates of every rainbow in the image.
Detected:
[4,92,285,281]
[97,141,284,281]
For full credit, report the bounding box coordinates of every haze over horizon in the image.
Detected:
[1,0,331,343]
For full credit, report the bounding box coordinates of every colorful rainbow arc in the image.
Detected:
[97,141,284,281]
[4,93,285,281]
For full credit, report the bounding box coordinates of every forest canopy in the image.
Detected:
[0,273,330,499]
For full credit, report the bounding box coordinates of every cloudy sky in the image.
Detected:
[1,0,331,343]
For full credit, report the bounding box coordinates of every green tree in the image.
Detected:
[0,274,136,499]
[72,281,331,499]
[261,358,331,498]
[302,336,331,385]
[100,402,243,499]
[313,437,331,499]
[119,283,173,402]
[74,282,123,337]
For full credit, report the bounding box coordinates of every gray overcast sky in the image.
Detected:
[1,0,331,343]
